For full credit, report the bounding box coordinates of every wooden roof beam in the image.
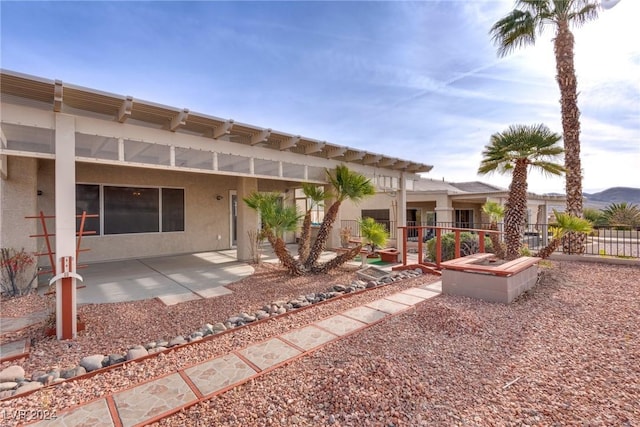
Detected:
[213,119,234,139]
[250,128,271,145]
[362,154,382,165]
[280,135,300,151]
[54,80,63,112]
[378,158,397,167]
[118,96,133,123]
[343,151,365,162]
[304,141,325,155]
[325,146,347,158]
[170,108,189,132]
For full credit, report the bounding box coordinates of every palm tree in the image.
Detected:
[490,0,600,254]
[536,210,592,259]
[601,202,640,229]
[304,164,375,270]
[482,201,506,259]
[244,192,304,276]
[359,217,389,254]
[478,124,564,260]
[297,183,327,262]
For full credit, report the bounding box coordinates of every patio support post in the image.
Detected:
[396,173,407,255]
[236,177,258,261]
[54,113,78,340]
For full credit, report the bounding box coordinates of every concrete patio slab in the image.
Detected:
[0,339,29,363]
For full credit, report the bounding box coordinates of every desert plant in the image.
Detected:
[491,0,602,254]
[425,232,494,263]
[583,208,607,227]
[0,248,37,297]
[478,124,564,260]
[482,201,506,259]
[601,202,640,230]
[536,211,593,259]
[359,217,389,254]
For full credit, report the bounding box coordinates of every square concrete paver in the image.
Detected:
[385,292,426,306]
[113,373,197,427]
[238,338,301,371]
[0,339,29,363]
[421,281,442,293]
[365,298,410,314]
[157,292,202,306]
[194,286,233,299]
[30,398,114,427]
[314,314,367,336]
[401,287,440,299]
[341,306,388,324]
[184,353,256,396]
[280,325,338,351]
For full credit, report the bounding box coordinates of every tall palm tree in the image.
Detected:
[482,201,506,259]
[244,192,304,276]
[297,183,327,262]
[478,124,564,260]
[536,210,592,259]
[304,164,375,270]
[490,0,600,254]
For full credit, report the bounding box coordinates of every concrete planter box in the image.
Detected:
[441,253,540,304]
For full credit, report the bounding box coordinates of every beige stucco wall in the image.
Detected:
[36,160,239,263]
[0,156,39,253]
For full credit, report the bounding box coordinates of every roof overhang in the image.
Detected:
[0,69,434,174]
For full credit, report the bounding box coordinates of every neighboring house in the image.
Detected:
[340,177,566,247]
[0,70,432,265]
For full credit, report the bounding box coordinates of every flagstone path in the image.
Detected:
[29,281,442,427]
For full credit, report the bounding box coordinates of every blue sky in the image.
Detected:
[1,0,638,194]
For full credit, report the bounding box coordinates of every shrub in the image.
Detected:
[1,248,37,297]
[425,232,494,262]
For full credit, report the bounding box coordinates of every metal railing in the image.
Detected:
[340,220,639,259]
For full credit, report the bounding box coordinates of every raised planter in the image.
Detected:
[376,248,400,263]
[441,253,540,304]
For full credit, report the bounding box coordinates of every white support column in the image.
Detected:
[236,177,258,261]
[396,173,407,254]
[54,114,78,340]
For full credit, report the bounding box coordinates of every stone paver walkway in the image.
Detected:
[1,311,48,363]
[30,281,442,427]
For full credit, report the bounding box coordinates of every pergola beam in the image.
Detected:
[170,108,189,132]
[213,119,234,139]
[250,128,271,145]
[118,96,133,123]
[392,161,409,170]
[325,146,347,158]
[378,158,397,167]
[343,151,365,162]
[280,135,300,151]
[54,80,63,112]
[362,154,382,165]
[304,141,325,155]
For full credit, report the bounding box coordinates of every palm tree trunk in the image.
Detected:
[555,20,585,254]
[311,244,363,274]
[488,222,505,259]
[536,238,561,259]
[504,159,528,260]
[297,210,312,263]
[267,234,305,276]
[304,201,341,269]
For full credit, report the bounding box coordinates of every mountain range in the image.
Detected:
[583,187,640,209]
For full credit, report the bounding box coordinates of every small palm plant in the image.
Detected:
[359,217,389,255]
[536,211,592,259]
[601,202,640,230]
[482,201,506,259]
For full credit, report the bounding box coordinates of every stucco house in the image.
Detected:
[0,70,433,267]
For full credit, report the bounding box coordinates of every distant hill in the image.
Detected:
[584,187,640,210]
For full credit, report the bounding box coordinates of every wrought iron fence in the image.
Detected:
[340,220,639,259]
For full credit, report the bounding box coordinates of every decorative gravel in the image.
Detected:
[2,260,639,427]
[153,261,640,426]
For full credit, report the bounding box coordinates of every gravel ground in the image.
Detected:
[153,261,640,427]
[0,262,438,424]
[2,260,639,427]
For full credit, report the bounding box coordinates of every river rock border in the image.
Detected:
[0,269,424,399]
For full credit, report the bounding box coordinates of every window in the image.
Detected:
[76,184,101,235]
[162,188,185,232]
[76,184,185,235]
[455,209,474,229]
[105,186,159,234]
